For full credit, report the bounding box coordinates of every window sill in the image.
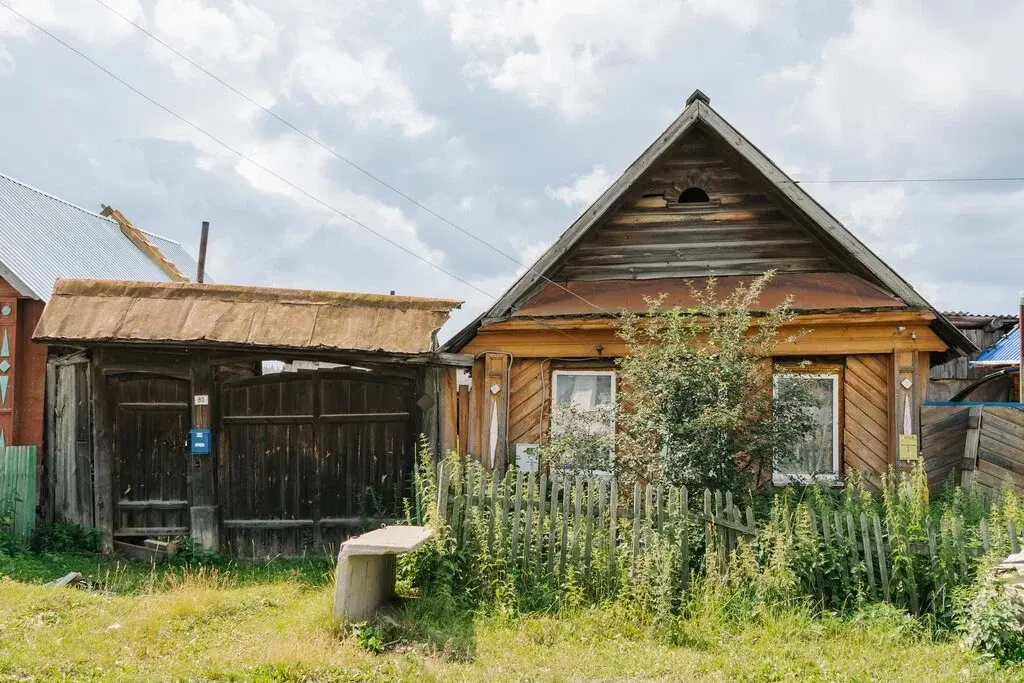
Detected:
[772,474,843,488]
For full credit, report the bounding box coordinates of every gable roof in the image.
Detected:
[0,171,201,301]
[446,90,975,356]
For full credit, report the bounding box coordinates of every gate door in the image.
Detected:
[218,370,415,556]
[111,374,191,538]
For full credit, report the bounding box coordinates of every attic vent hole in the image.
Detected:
[678,187,710,203]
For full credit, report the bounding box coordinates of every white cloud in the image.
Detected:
[2,0,143,45]
[150,0,278,74]
[546,165,612,208]
[285,31,438,137]
[782,0,1024,155]
[425,0,767,118]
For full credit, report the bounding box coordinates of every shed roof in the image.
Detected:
[34,279,462,356]
[972,325,1020,366]
[0,172,200,300]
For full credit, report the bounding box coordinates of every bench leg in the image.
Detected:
[334,551,398,622]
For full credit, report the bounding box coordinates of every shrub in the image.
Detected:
[958,567,1024,663]
[30,522,101,554]
[615,272,815,492]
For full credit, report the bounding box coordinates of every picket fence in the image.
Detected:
[0,445,37,539]
[427,463,1007,614]
[430,462,756,591]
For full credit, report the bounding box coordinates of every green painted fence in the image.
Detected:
[0,446,37,539]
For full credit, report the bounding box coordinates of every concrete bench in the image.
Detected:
[333,525,433,622]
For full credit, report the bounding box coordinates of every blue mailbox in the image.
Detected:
[190,428,212,455]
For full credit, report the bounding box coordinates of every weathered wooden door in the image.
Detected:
[111,374,191,537]
[218,370,415,556]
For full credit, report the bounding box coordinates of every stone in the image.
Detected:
[47,572,86,588]
[333,525,433,623]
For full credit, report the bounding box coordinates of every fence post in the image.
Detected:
[488,472,499,554]
[860,513,876,598]
[680,486,690,592]
[872,513,891,602]
[584,478,595,578]
[535,473,548,578]
[632,482,642,571]
[522,474,535,575]
[609,477,618,573]
[547,474,559,580]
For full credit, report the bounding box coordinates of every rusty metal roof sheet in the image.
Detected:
[34,279,462,355]
[515,272,907,317]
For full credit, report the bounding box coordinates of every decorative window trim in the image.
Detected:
[772,371,841,486]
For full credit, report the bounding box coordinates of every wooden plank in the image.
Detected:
[873,513,890,602]
[488,472,498,553]
[221,519,314,529]
[704,489,714,575]
[632,482,642,569]
[609,477,618,572]
[91,350,114,552]
[522,473,535,574]
[680,486,690,592]
[860,513,876,597]
[113,526,189,537]
[511,471,524,561]
[536,473,547,577]
[584,478,595,577]
[548,474,559,578]
[1010,521,1019,554]
[980,517,991,552]
[559,476,570,584]
[573,476,584,565]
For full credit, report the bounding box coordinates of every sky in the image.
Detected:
[1,0,1023,340]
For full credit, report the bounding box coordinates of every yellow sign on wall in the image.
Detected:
[899,434,920,461]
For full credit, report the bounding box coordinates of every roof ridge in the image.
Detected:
[0,170,186,247]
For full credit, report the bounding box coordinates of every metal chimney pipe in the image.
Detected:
[197,221,209,283]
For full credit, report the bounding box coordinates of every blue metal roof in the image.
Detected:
[0,172,201,300]
[972,325,1020,366]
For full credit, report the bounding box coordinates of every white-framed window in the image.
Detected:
[773,372,840,485]
[550,370,616,465]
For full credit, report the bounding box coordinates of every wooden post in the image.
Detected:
[89,349,114,553]
[961,406,983,488]
[189,351,218,551]
[197,220,210,283]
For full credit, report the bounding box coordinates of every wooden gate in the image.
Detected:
[111,374,191,538]
[218,370,416,557]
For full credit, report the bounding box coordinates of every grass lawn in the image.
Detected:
[1,553,1018,682]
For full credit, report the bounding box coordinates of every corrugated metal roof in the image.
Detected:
[34,279,462,355]
[972,325,1020,366]
[0,172,200,300]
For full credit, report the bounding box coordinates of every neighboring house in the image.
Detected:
[929,313,1018,402]
[0,171,199,492]
[442,90,976,489]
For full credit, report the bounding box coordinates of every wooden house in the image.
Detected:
[0,171,199,505]
[443,90,976,488]
[34,279,463,555]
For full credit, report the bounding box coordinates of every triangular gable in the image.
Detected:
[447,91,974,356]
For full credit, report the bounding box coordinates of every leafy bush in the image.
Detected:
[958,568,1024,663]
[615,272,815,492]
[168,536,225,566]
[30,522,101,554]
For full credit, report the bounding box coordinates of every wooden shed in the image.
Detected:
[442,90,976,489]
[34,279,465,555]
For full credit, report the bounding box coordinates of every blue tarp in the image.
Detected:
[972,325,1020,366]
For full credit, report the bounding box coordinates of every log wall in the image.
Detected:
[843,355,891,487]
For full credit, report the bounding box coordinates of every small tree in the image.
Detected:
[615,272,815,492]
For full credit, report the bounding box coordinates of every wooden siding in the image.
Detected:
[464,316,946,358]
[921,406,969,490]
[49,360,94,526]
[976,408,1024,494]
[509,359,546,450]
[553,127,840,281]
[843,355,890,485]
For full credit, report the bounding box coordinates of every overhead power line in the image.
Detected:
[0,1,593,346]
[88,0,617,319]
[794,177,1024,185]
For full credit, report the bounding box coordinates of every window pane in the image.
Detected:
[555,374,613,409]
[776,375,836,478]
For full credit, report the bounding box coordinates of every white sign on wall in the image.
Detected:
[193,394,210,406]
